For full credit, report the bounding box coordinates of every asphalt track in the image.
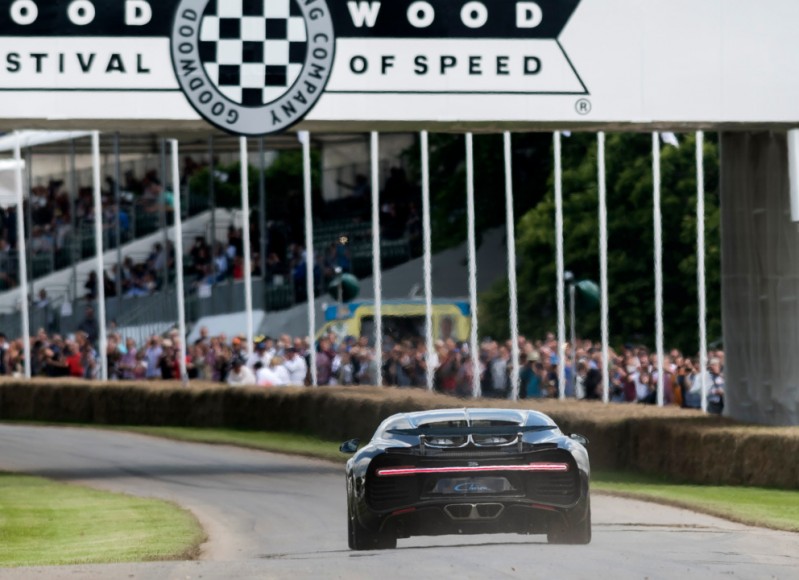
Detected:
[0,424,797,580]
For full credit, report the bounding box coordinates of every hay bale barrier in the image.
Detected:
[1,379,797,489]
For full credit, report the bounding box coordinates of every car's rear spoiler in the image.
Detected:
[387,425,556,437]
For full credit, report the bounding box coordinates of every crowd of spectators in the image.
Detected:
[0,323,725,414]
[2,160,422,318]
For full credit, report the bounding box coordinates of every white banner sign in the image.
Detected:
[0,0,797,133]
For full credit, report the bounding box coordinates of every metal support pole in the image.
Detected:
[13,135,31,378]
[300,131,317,386]
[240,137,254,355]
[554,132,566,400]
[370,132,383,385]
[91,131,108,381]
[597,132,610,403]
[696,131,708,412]
[465,133,480,398]
[652,132,665,407]
[421,131,434,392]
[503,132,520,400]
[171,140,188,384]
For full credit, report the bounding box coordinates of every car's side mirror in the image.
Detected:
[570,433,589,447]
[339,438,360,454]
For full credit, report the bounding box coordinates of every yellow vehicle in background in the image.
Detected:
[317,299,470,344]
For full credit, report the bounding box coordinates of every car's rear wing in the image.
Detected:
[387,425,556,437]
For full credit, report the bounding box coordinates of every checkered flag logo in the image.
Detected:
[198,0,308,107]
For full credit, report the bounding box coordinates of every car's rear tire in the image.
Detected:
[348,500,397,550]
[547,495,592,545]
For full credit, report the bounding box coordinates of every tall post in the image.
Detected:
[370,132,383,385]
[13,135,31,378]
[114,133,122,304]
[652,132,665,407]
[258,137,268,282]
[91,131,108,381]
[597,132,610,403]
[421,131,434,392]
[171,140,188,384]
[239,137,254,355]
[465,133,480,398]
[554,132,566,400]
[503,132,521,400]
[300,131,318,386]
[696,131,708,413]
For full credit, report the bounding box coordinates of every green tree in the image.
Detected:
[480,132,721,354]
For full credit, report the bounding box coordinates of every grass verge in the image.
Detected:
[0,472,205,567]
[592,471,799,532]
[115,425,799,533]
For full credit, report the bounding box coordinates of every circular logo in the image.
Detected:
[171,0,335,136]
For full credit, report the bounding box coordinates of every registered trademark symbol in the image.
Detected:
[575,98,592,115]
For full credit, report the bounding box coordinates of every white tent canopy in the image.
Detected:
[0,130,91,153]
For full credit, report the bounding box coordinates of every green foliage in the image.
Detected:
[480,133,721,353]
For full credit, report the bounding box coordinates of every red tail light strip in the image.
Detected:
[376,463,569,477]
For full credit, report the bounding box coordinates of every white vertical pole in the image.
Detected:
[239,137,254,356]
[12,135,31,379]
[421,131,435,391]
[465,133,481,398]
[300,131,318,386]
[91,131,108,381]
[170,140,188,384]
[554,132,566,400]
[652,132,665,406]
[503,132,521,400]
[370,132,383,385]
[598,132,610,403]
[696,131,708,413]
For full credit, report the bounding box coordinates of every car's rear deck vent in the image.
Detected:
[444,504,474,519]
[444,503,504,520]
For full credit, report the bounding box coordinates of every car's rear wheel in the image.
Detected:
[547,495,592,545]
[348,499,397,550]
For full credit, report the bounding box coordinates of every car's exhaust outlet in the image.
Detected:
[444,503,504,520]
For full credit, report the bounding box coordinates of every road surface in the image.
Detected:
[0,424,796,579]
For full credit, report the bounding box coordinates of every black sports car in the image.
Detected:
[341,408,591,550]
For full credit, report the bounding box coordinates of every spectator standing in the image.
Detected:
[77,307,99,345]
[283,347,308,385]
[227,356,256,386]
[144,336,163,380]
